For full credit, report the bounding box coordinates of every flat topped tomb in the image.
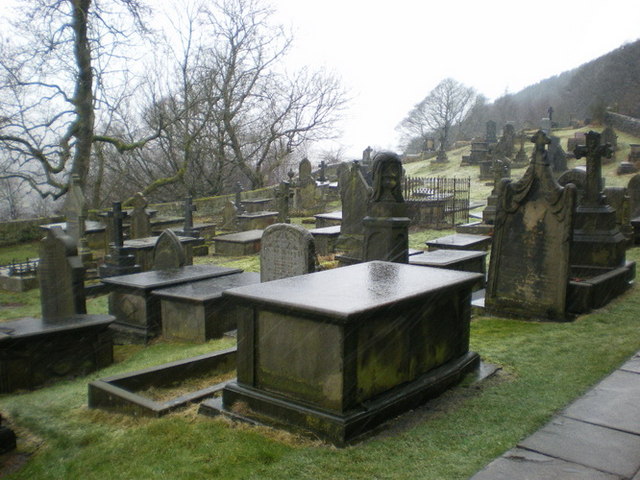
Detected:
[236,212,278,231]
[200,261,482,445]
[155,272,260,342]
[314,210,342,228]
[308,225,341,255]
[101,264,242,343]
[426,233,492,251]
[240,198,272,213]
[213,229,263,256]
[410,249,486,290]
[121,235,204,271]
[0,314,114,393]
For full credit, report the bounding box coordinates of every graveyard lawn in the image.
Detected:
[0,249,638,479]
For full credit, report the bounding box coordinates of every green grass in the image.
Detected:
[0,242,39,265]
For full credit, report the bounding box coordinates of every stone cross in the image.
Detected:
[107,202,127,248]
[574,130,612,207]
[318,160,327,183]
[183,196,198,237]
[548,106,554,126]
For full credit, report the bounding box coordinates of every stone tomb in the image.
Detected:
[236,211,278,231]
[121,233,203,272]
[0,228,114,393]
[213,229,263,256]
[155,272,260,343]
[260,224,317,282]
[409,249,487,290]
[485,131,576,321]
[101,264,242,343]
[426,233,492,252]
[314,210,342,228]
[200,261,482,445]
[309,225,341,256]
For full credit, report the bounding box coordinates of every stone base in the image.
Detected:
[0,314,114,393]
[455,222,494,236]
[200,351,480,446]
[213,230,263,256]
[0,273,38,292]
[567,261,636,314]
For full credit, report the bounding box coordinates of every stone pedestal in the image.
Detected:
[571,205,626,269]
[200,261,481,445]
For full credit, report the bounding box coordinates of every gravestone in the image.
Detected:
[221,200,238,230]
[98,202,140,277]
[485,130,577,320]
[628,174,640,218]
[603,186,633,245]
[182,196,198,238]
[363,151,410,263]
[318,160,327,183]
[512,131,529,167]
[434,135,449,163]
[260,223,317,282]
[482,159,511,224]
[336,161,371,263]
[485,121,497,144]
[64,174,92,263]
[494,123,516,158]
[296,158,317,211]
[39,227,87,319]
[234,182,245,214]
[153,230,187,270]
[362,146,373,165]
[548,136,567,173]
[130,192,152,239]
[557,168,587,205]
[275,181,291,223]
[298,158,314,187]
[571,131,625,269]
[601,126,618,154]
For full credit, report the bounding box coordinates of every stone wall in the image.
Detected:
[0,216,65,247]
[604,112,640,138]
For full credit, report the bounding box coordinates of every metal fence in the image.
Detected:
[403,176,471,227]
[1,258,39,277]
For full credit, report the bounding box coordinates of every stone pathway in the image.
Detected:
[471,351,640,479]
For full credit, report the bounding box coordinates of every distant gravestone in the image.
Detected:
[260,223,316,282]
[548,136,567,172]
[485,130,576,320]
[336,161,371,262]
[275,181,291,223]
[362,146,373,165]
[222,200,238,230]
[603,186,633,243]
[182,196,198,238]
[39,226,86,320]
[557,168,587,205]
[485,120,497,144]
[494,123,515,158]
[298,158,314,187]
[99,202,140,278]
[628,174,640,218]
[512,131,529,167]
[363,151,410,263]
[152,229,186,270]
[601,126,618,152]
[64,174,92,262]
[130,192,152,239]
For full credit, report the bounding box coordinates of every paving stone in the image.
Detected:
[519,416,640,478]
[563,369,640,435]
[470,448,621,480]
[620,352,640,374]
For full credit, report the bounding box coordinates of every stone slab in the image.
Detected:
[410,249,486,290]
[156,272,260,342]
[425,233,492,251]
[223,261,482,321]
[470,448,620,480]
[519,416,640,478]
[621,353,640,374]
[562,369,640,435]
[213,230,263,256]
[314,210,342,228]
[237,212,278,231]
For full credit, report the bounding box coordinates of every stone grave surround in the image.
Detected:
[0,227,114,393]
[260,223,317,282]
[486,130,577,321]
[200,261,482,446]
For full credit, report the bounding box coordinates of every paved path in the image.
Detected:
[471,351,640,479]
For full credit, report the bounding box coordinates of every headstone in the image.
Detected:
[275,181,291,223]
[571,131,625,268]
[362,146,373,165]
[601,126,618,154]
[485,130,577,320]
[234,182,245,214]
[603,186,634,244]
[628,174,640,218]
[482,159,510,224]
[129,192,152,239]
[152,229,186,270]
[494,123,516,158]
[336,161,371,262]
[434,135,449,163]
[557,168,587,205]
[181,196,198,238]
[548,136,567,172]
[363,151,410,263]
[298,158,314,187]
[98,202,140,277]
[485,120,497,144]
[221,200,238,230]
[260,223,317,282]
[64,174,92,262]
[318,160,327,183]
[39,226,87,320]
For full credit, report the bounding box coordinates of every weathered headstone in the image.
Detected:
[363,151,410,263]
[99,202,140,277]
[182,196,198,238]
[234,182,245,214]
[485,130,577,320]
[557,168,587,205]
[494,123,516,158]
[39,226,87,320]
[260,223,316,282]
[129,192,152,239]
[152,229,187,270]
[628,174,640,218]
[548,136,567,172]
[571,131,625,268]
[64,174,92,263]
[603,186,634,245]
[221,200,238,231]
[275,181,291,223]
[512,131,529,167]
[482,159,511,225]
[485,120,497,144]
[336,161,371,262]
[318,160,327,183]
[298,158,314,187]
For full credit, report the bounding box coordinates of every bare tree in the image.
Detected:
[398,78,475,151]
[0,0,158,200]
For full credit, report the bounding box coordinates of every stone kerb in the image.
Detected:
[260,223,317,282]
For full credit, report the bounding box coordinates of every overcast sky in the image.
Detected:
[2,0,639,160]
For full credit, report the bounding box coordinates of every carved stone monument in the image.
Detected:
[98,202,140,278]
[512,131,529,168]
[485,120,497,144]
[275,181,291,223]
[221,200,238,231]
[485,131,576,320]
[129,192,152,239]
[363,152,410,263]
[153,229,187,270]
[260,223,317,282]
[336,161,371,264]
